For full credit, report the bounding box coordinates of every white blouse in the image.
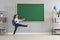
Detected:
[14,18,22,23]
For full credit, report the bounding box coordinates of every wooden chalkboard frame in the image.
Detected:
[16,3,44,21]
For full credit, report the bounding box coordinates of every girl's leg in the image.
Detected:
[17,23,27,27]
[13,26,18,35]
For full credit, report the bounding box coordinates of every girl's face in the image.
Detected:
[16,15,18,18]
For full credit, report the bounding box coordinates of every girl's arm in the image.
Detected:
[19,18,25,22]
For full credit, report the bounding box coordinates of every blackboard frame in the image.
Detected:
[16,3,44,21]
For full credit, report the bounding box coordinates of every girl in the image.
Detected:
[12,14,27,35]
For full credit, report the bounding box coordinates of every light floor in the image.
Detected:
[0,34,60,40]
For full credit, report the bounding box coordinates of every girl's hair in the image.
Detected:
[12,14,17,25]
[13,14,17,20]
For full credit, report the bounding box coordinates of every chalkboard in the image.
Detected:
[17,4,44,21]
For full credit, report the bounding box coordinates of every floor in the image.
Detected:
[0,34,60,40]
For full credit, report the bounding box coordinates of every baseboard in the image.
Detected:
[7,33,52,35]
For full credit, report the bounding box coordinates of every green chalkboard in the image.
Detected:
[17,4,44,21]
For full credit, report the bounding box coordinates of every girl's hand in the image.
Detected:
[23,18,25,21]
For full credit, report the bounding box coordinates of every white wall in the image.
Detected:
[0,0,58,33]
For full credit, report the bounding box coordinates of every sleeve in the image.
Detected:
[19,19,23,21]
